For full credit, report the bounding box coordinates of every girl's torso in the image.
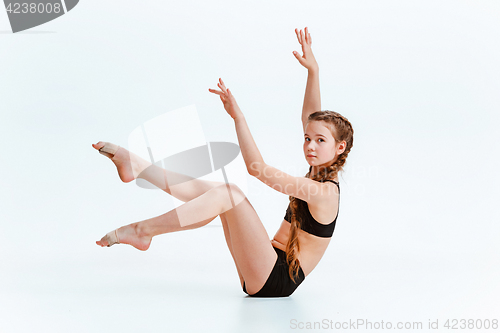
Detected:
[271,180,339,277]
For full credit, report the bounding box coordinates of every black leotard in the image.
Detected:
[242,179,339,297]
[283,179,340,238]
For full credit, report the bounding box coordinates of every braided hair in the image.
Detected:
[285,110,354,282]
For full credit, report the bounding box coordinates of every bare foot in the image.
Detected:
[92,141,146,183]
[96,223,152,251]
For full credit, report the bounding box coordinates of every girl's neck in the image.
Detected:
[308,170,338,182]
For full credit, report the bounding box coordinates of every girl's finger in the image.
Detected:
[219,78,228,91]
[217,79,227,91]
[209,88,226,97]
[217,82,227,94]
[293,50,303,63]
[295,28,301,44]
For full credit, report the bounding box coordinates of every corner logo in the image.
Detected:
[3,0,79,33]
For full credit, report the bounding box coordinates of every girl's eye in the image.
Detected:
[305,137,324,142]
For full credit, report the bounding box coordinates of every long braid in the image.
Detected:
[285,111,354,282]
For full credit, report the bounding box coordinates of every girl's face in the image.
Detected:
[303,121,344,170]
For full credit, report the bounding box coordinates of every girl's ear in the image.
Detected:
[337,141,347,154]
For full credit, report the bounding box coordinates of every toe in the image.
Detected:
[93,141,104,150]
[96,238,108,247]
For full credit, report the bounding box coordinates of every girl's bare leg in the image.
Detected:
[92,141,224,202]
[219,213,245,287]
[96,182,241,249]
[96,183,276,294]
[94,142,250,288]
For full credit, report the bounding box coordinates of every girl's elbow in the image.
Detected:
[248,161,264,178]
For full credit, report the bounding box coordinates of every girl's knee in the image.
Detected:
[214,183,247,212]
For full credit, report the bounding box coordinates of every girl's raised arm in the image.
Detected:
[293,27,320,132]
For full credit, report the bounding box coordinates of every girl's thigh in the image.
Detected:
[219,184,278,295]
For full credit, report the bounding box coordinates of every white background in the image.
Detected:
[1,0,499,332]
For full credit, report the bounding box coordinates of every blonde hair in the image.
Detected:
[285,110,354,282]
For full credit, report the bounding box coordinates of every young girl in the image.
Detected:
[94,27,354,297]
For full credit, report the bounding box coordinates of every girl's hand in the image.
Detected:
[209,78,243,120]
[293,27,318,71]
